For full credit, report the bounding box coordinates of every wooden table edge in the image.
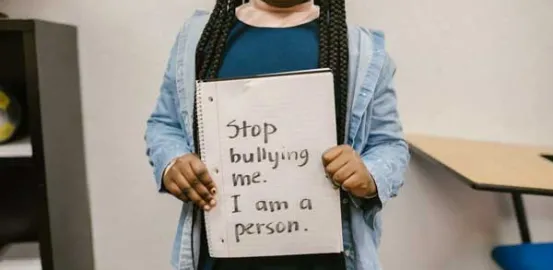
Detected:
[407,142,553,197]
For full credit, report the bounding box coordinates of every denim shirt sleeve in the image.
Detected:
[352,53,410,210]
[145,35,193,192]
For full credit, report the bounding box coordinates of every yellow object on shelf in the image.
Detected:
[0,86,21,144]
[0,89,10,110]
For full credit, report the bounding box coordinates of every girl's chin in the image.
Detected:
[261,0,311,8]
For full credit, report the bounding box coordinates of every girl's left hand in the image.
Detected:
[322,145,377,198]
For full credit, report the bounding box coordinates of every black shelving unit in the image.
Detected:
[0,19,94,270]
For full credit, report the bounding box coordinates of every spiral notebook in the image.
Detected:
[195,68,343,258]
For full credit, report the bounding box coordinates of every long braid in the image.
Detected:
[197,0,226,79]
[328,0,339,74]
[317,0,330,67]
[335,0,349,143]
[195,1,223,77]
[207,0,238,79]
[327,0,347,143]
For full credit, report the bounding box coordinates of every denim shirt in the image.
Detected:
[145,10,410,270]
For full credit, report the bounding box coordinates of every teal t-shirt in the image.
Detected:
[199,19,345,270]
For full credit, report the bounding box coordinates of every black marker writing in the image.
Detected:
[231,194,241,213]
[230,147,309,169]
[227,120,277,144]
[234,221,301,243]
[300,198,313,210]
[256,200,289,212]
[232,171,263,187]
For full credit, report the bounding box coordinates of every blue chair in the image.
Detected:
[492,243,553,270]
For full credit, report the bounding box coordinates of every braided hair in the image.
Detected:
[195,0,349,143]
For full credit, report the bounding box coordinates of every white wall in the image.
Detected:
[351,1,553,269]
[2,0,553,269]
[2,1,212,269]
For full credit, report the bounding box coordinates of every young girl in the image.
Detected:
[145,0,409,269]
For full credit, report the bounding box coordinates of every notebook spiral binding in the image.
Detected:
[195,80,220,256]
[195,81,214,254]
[195,81,207,162]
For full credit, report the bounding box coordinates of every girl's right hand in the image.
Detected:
[163,154,217,211]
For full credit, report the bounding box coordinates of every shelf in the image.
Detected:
[0,136,32,158]
[0,243,41,270]
[0,260,41,270]
[0,19,93,270]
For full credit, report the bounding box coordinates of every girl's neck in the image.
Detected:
[237,0,319,28]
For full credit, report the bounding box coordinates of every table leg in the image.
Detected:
[511,193,531,243]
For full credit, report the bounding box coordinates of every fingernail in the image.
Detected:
[204,205,211,211]
[210,188,217,195]
[210,199,217,206]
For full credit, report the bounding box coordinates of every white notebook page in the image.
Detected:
[196,69,343,258]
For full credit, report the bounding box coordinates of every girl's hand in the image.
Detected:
[163,154,217,211]
[322,145,377,198]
